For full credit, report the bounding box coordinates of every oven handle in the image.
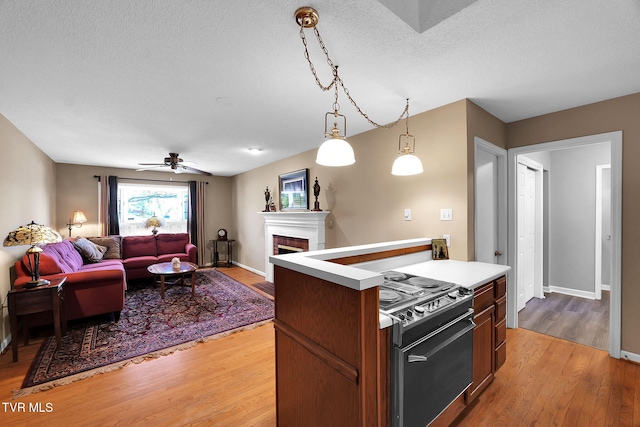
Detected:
[407,321,475,363]
[404,308,475,353]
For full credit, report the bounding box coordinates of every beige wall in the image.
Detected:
[465,100,508,260]
[55,164,233,266]
[232,100,472,275]
[0,114,57,346]
[506,92,640,355]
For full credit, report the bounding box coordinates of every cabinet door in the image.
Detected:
[465,304,495,404]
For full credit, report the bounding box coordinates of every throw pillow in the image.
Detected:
[87,236,122,259]
[73,237,107,263]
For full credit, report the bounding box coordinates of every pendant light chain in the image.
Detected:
[298,24,409,129]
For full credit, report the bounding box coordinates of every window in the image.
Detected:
[117,182,189,236]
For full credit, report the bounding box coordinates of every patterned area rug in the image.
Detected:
[16,269,274,397]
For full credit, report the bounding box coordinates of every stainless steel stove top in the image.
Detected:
[379,271,472,327]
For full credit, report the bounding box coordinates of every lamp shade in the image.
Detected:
[3,221,62,247]
[145,216,165,228]
[316,137,355,167]
[72,210,87,224]
[391,153,424,176]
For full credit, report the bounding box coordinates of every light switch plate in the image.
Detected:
[443,234,451,246]
[440,208,453,221]
[404,209,412,221]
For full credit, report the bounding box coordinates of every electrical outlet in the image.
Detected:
[404,209,412,221]
[443,234,451,246]
[440,208,453,221]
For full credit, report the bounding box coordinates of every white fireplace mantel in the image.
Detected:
[259,211,330,282]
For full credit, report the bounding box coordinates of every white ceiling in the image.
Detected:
[1,0,639,177]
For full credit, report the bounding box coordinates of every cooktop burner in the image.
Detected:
[378,270,460,312]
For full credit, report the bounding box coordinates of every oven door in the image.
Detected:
[393,310,474,427]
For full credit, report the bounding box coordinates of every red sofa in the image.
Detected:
[121,233,198,279]
[13,233,198,321]
[14,240,126,321]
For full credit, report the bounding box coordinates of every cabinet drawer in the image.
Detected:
[494,276,506,298]
[495,318,506,345]
[495,340,507,371]
[473,282,494,312]
[495,295,506,321]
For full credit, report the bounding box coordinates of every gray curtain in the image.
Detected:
[108,175,120,235]
[189,181,207,266]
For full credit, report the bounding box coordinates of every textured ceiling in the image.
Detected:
[1,0,639,176]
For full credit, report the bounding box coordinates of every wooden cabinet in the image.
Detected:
[465,275,508,404]
[494,276,507,371]
[466,282,495,403]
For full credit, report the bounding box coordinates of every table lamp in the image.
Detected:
[3,221,62,287]
[145,216,164,235]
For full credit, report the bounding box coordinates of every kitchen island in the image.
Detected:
[270,238,510,427]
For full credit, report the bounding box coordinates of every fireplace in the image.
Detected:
[259,211,329,282]
[274,235,309,255]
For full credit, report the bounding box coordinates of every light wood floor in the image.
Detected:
[519,291,610,350]
[1,268,638,426]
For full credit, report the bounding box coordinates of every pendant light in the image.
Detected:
[392,99,424,176]
[295,7,408,168]
[316,73,355,166]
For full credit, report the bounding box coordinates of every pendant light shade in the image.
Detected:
[392,152,424,175]
[316,136,355,166]
[317,113,355,167]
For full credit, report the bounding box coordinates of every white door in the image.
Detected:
[595,165,612,300]
[475,138,507,265]
[517,163,537,311]
[476,149,498,263]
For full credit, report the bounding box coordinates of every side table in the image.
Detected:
[212,239,235,268]
[8,277,67,362]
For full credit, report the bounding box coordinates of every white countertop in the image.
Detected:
[269,238,510,329]
[393,260,511,290]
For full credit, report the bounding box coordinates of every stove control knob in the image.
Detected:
[406,310,413,317]
[448,291,458,299]
[398,313,406,321]
[436,299,440,307]
[414,306,425,315]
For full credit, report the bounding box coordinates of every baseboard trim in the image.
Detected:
[621,351,640,364]
[0,333,11,355]
[601,284,611,291]
[548,285,596,300]
[232,261,265,278]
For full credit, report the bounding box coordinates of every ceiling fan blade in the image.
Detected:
[136,165,168,171]
[181,165,212,176]
[138,163,166,166]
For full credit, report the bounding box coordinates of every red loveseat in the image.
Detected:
[121,233,198,279]
[14,240,126,321]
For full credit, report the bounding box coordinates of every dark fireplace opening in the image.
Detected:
[277,245,305,255]
[273,235,309,255]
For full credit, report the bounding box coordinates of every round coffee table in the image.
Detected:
[147,262,198,299]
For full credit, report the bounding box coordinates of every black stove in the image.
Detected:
[379,270,473,332]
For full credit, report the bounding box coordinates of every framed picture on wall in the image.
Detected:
[431,238,449,260]
[279,168,310,210]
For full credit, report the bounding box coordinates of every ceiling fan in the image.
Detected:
[137,153,212,176]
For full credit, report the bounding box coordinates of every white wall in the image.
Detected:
[548,142,611,293]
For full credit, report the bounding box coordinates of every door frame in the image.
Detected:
[595,164,611,300]
[474,137,507,265]
[507,131,622,358]
[516,155,544,307]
